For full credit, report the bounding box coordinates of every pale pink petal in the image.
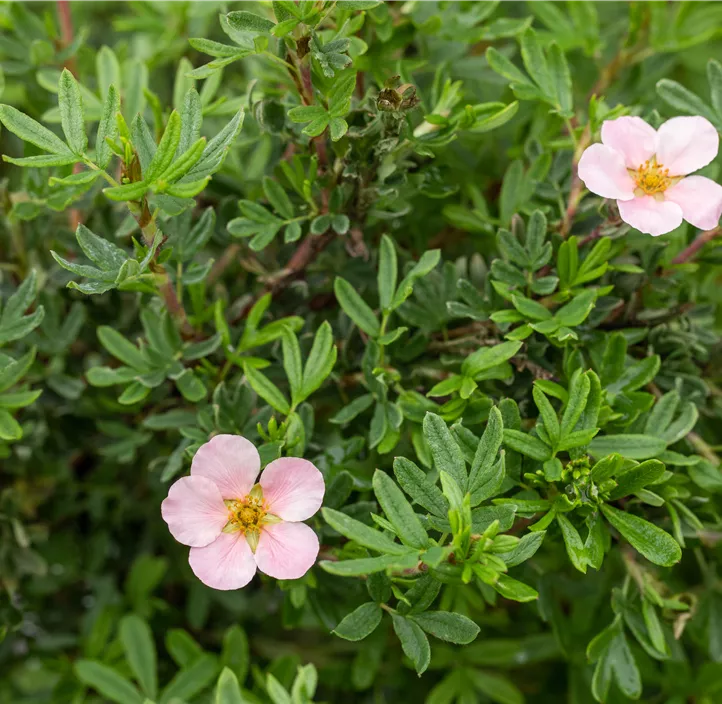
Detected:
[189,532,257,590]
[259,458,325,521]
[617,196,684,237]
[161,476,228,547]
[255,522,319,580]
[601,116,657,168]
[577,144,636,201]
[656,116,719,176]
[191,434,261,500]
[664,176,722,231]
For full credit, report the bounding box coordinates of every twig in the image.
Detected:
[670,226,721,266]
[134,203,195,337]
[560,46,630,238]
[208,244,242,285]
[231,231,336,323]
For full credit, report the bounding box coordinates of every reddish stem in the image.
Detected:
[671,227,721,266]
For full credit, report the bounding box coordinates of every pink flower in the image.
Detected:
[161,435,325,590]
[578,115,722,236]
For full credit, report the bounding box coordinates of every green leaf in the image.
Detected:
[411,611,479,645]
[96,85,120,169]
[493,574,539,604]
[468,407,504,504]
[533,385,560,448]
[608,460,666,500]
[226,10,275,34]
[333,602,383,641]
[174,369,207,402]
[462,340,522,378]
[58,68,87,153]
[243,365,290,415]
[145,111,181,182]
[103,181,149,202]
[159,138,206,184]
[220,625,249,688]
[601,505,681,567]
[373,470,428,550]
[334,277,380,337]
[548,41,572,114]
[378,235,398,312]
[184,109,244,182]
[469,670,525,704]
[4,153,79,167]
[391,614,431,675]
[330,393,374,424]
[320,551,420,576]
[556,514,587,574]
[423,412,467,492]
[393,457,449,517]
[502,429,551,461]
[560,372,590,436]
[301,321,336,401]
[97,326,147,370]
[0,408,22,441]
[76,224,127,271]
[215,668,244,704]
[343,1,382,8]
[590,434,666,460]
[656,78,719,127]
[120,615,157,699]
[498,530,545,567]
[322,507,410,555]
[0,104,73,155]
[74,660,144,704]
[709,59,722,117]
[159,654,219,704]
[391,250,441,310]
[281,329,303,406]
[520,28,553,98]
[262,176,294,219]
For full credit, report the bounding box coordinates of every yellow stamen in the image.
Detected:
[222,485,279,552]
[632,158,671,196]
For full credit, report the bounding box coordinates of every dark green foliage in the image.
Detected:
[2,2,722,703]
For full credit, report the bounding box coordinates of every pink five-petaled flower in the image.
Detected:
[161,435,325,590]
[578,115,722,236]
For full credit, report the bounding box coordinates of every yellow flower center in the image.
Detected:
[632,159,671,196]
[222,485,281,552]
[226,495,267,531]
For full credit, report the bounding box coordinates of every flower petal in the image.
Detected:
[161,476,227,547]
[191,434,261,500]
[189,532,257,590]
[664,175,722,231]
[656,116,719,176]
[577,144,636,200]
[601,116,657,168]
[617,196,684,237]
[255,522,319,580]
[260,457,325,521]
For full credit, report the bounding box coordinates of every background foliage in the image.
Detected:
[2,1,722,703]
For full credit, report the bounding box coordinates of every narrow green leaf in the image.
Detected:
[243,365,290,415]
[372,470,428,550]
[74,661,144,704]
[301,320,336,400]
[58,68,87,153]
[411,611,479,645]
[333,602,383,641]
[322,507,410,555]
[120,615,157,699]
[215,668,244,704]
[601,505,681,567]
[391,614,431,675]
[557,514,588,574]
[145,111,182,182]
[334,277,380,337]
[423,412,467,492]
[378,235,398,311]
[393,457,449,517]
[0,104,73,155]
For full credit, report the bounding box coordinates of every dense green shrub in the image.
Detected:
[2,2,722,702]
